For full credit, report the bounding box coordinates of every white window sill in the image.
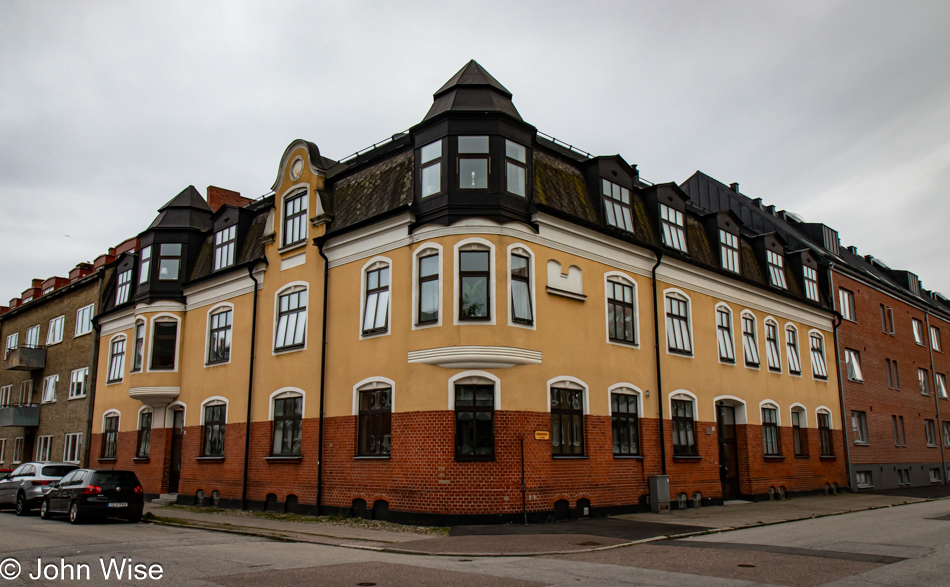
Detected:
[68,395,86,401]
[278,241,307,255]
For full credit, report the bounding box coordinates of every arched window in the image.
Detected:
[508,245,534,326]
[665,291,692,354]
[457,241,493,322]
[136,406,152,458]
[106,335,126,383]
[207,305,233,365]
[361,259,391,336]
[549,378,587,457]
[790,405,807,457]
[609,385,641,456]
[270,390,303,456]
[101,410,120,459]
[809,331,828,380]
[282,189,307,247]
[450,372,499,460]
[355,379,392,457]
[201,398,227,457]
[670,392,697,456]
[816,408,834,456]
[761,401,781,456]
[716,304,735,363]
[606,273,637,345]
[413,244,441,327]
[741,311,760,368]
[149,315,180,371]
[764,318,781,372]
[275,284,308,351]
[785,324,801,375]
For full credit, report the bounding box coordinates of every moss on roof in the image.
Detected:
[331,149,414,231]
[533,150,596,222]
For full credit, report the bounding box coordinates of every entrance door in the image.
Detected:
[717,404,741,500]
[168,409,184,494]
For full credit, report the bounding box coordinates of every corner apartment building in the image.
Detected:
[681,172,950,491]
[90,62,846,523]
[0,260,106,471]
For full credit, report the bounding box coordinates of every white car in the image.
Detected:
[0,462,77,515]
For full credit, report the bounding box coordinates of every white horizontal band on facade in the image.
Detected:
[129,386,181,405]
[408,345,542,369]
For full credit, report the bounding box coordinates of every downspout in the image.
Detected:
[315,239,331,515]
[651,249,666,475]
[83,274,105,468]
[242,259,265,510]
[924,311,947,484]
[828,263,853,488]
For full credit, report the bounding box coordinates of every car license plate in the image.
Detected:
[107,502,128,508]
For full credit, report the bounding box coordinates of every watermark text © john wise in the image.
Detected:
[0,557,164,581]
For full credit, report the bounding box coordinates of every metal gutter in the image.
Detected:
[241,258,266,509]
[83,272,105,468]
[925,311,947,484]
[650,248,667,475]
[828,264,853,488]
[315,238,331,514]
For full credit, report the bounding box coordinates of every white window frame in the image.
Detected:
[106,334,127,384]
[845,348,863,382]
[808,330,829,380]
[115,269,132,305]
[75,304,95,337]
[715,303,736,364]
[273,282,309,353]
[25,325,40,348]
[146,313,181,373]
[838,288,855,322]
[205,303,235,366]
[4,333,17,358]
[664,289,693,356]
[63,433,82,464]
[851,410,869,444]
[803,266,819,302]
[507,244,536,330]
[760,400,782,456]
[785,323,802,375]
[0,385,11,407]
[69,368,88,399]
[359,257,393,338]
[919,367,930,396]
[13,437,24,464]
[932,326,942,352]
[608,383,643,456]
[766,250,787,289]
[764,318,782,372]
[936,373,948,400]
[46,315,65,346]
[213,224,238,271]
[280,188,309,249]
[41,375,58,403]
[604,272,639,348]
[719,230,739,273]
[411,243,443,330]
[139,245,151,284]
[912,318,925,345]
[659,203,687,252]
[448,371,501,411]
[453,238,496,326]
[669,390,699,456]
[267,387,306,421]
[35,435,53,462]
[741,311,760,369]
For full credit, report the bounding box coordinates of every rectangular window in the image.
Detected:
[660,204,687,252]
[115,269,132,305]
[214,225,237,271]
[63,433,82,464]
[886,359,900,390]
[810,333,828,379]
[358,387,392,456]
[851,411,868,444]
[665,295,692,354]
[897,468,910,486]
[0,439,4,463]
[912,319,925,345]
[607,280,635,344]
[791,411,806,456]
[102,415,118,458]
[362,265,390,334]
[719,230,739,273]
[742,314,760,367]
[893,415,906,447]
[46,315,65,345]
[839,288,855,322]
[856,471,873,488]
[208,310,233,364]
[932,326,942,352]
[282,192,307,246]
[845,348,863,382]
[35,435,52,462]
[69,368,88,399]
[925,419,937,447]
[803,266,820,301]
[786,327,801,375]
[716,308,735,363]
[132,322,145,372]
[139,245,151,283]
[137,411,152,458]
[275,289,307,349]
[13,437,24,463]
[930,468,941,483]
[943,421,950,449]
[420,140,442,197]
[417,254,439,324]
[158,243,182,281]
[505,139,527,197]
[272,396,302,456]
[671,399,697,456]
[150,320,178,370]
[765,322,782,372]
[203,404,226,457]
[455,384,495,459]
[4,333,17,358]
[19,380,32,405]
[459,250,490,320]
[602,180,633,232]
[936,373,948,399]
[611,393,640,456]
[510,253,533,324]
[766,250,787,289]
[75,304,94,336]
[0,385,10,407]
[762,407,781,456]
[25,325,40,348]
[41,375,58,403]
[107,338,126,383]
[458,135,489,189]
[551,387,584,456]
[919,368,930,395]
[880,305,895,335]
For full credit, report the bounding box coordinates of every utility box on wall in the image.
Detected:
[649,475,670,514]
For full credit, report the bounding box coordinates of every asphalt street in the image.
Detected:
[1,499,948,586]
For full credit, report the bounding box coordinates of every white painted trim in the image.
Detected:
[546,376,590,414]
[784,322,802,377]
[714,302,737,366]
[272,281,310,354]
[271,139,326,192]
[411,242,443,330]
[453,237,496,326]
[184,270,259,312]
[447,371,501,410]
[205,302,235,366]
[789,402,808,428]
[277,184,310,248]
[816,406,834,429]
[662,288,694,358]
[668,389,698,419]
[506,243,537,330]
[359,256,393,340]
[408,345,541,369]
[280,251,306,271]
[268,387,306,420]
[145,312,182,374]
[199,396,229,425]
[759,399,781,425]
[763,316,782,373]
[604,271,640,348]
[713,395,748,425]
[102,409,121,434]
[607,383,643,416]
[352,377,396,415]
[164,401,187,429]
[323,213,414,268]
[128,386,181,409]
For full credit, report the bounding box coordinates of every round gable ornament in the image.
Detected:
[290,157,304,181]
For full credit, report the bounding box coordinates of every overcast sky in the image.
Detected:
[1,1,948,304]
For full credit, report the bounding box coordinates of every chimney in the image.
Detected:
[69,263,94,281]
[0,306,8,315]
[115,237,139,256]
[752,198,763,209]
[729,182,740,193]
[93,247,117,271]
[207,186,252,212]
[846,245,858,255]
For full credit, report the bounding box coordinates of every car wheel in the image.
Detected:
[15,493,30,516]
[40,500,52,520]
[68,502,82,525]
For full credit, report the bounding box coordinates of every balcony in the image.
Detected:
[4,346,46,371]
[0,404,40,427]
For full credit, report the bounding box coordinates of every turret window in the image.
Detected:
[158,243,182,281]
[139,246,151,284]
[458,136,489,189]
[660,204,687,252]
[459,247,491,320]
[420,140,442,198]
[602,179,633,232]
[766,250,787,289]
[505,140,527,197]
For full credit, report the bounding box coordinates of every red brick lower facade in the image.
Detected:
[91,410,847,523]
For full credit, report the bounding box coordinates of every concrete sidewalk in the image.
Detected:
[144,488,950,557]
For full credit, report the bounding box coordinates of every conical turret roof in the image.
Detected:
[423,60,522,122]
[146,185,214,231]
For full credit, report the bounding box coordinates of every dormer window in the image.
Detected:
[660,204,687,252]
[458,136,489,189]
[803,266,819,301]
[282,191,307,246]
[139,246,151,284]
[766,250,787,289]
[214,225,237,271]
[505,140,527,197]
[115,270,132,305]
[158,243,182,281]
[420,140,442,197]
[602,179,633,232]
[719,230,739,273]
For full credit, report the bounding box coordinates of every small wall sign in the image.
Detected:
[534,430,550,440]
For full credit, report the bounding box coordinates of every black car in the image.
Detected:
[40,469,144,524]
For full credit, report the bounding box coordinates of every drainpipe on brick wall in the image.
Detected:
[650,248,667,475]
[241,259,265,510]
[315,239,331,515]
[925,311,948,484]
[828,264,853,489]
[83,274,105,468]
